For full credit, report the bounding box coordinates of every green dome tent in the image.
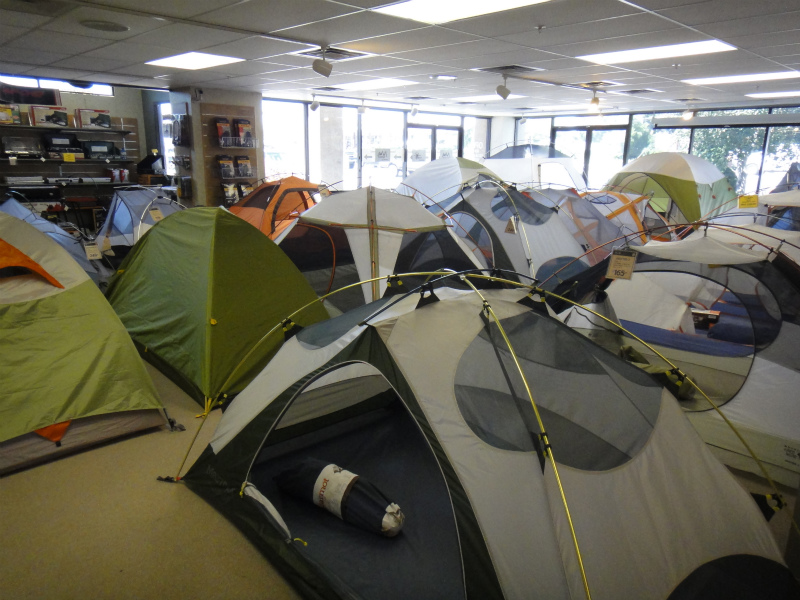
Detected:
[105,207,330,406]
[0,212,164,474]
[603,152,737,223]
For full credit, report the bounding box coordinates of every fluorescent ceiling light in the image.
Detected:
[578,40,735,65]
[334,78,418,91]
[746,90,800,98]
[146,52,244,70]
[0,75,39,87]
[430,74,458,81]
[453,94,525,102]
[374,0,553,25]
[684,71,800,85]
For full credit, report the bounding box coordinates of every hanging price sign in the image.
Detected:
[83,242,101,260]
[738,195,758,209]
[149,207,164,221]
[606,248,638,280]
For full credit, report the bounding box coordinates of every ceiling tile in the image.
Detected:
[41,6,169,40]
[0,24,26,45]
[443,0,644,38]
[204,59,293,76]
[83,0,242,19]
[274,11,423,46]
[23,66,95,79]
[83,41,181,63]
[196,0,359,34]
[0,47,70,66]
[8,30,112,55]
[126,23,246,52]
[537,28,704,57]
[429,48,566,70]
[0,8,52,27]
[335,55,419,73]
[392,39,526,63]
[84,72,143,84]
[658,0,800,25]
[339,27,481,55]
[499,13,680,50]
[696,11,800,38]
[50,56,134,72]
[201,36,314,60]
[0,61,32,74]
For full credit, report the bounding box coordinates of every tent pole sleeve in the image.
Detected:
[460,277,593,600]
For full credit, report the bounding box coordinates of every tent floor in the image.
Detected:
[250,401,465,600]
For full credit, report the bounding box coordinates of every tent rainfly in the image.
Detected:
[603,152,737,223]
[105,207,330,406]
[184,285,797,600]
[481,144,588,191]
[396,157,502,205]
[580,190,672,245]
[0,212,164,474]
[229,175,319,240]
[276,186,485,313]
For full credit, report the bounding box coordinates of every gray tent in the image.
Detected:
[1,193,113,285]
[184,284,795,600]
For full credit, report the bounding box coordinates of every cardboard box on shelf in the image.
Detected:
[29,105,69,127]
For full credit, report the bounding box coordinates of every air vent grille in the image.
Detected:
[614,89,658,95]
[298,47,369,61]
[406,96,434,101]
[473,65,545,76]
[314,86,343,92]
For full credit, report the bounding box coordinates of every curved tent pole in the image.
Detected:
[459,275,593,600]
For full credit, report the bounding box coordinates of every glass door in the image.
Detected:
[407,125,463,176]
[408,126,433,176]
[587,129,627,189]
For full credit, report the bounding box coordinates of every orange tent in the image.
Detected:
[229,176,319,240]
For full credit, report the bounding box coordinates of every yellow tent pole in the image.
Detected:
[460,277,593,600]
[367,185,380,302]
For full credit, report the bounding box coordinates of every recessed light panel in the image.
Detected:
[146,52,245,70]
[578,40,735,65]
[374,0,553,25]
[746,91,800,98]
[334,78,419,91]
[684,71,800,85]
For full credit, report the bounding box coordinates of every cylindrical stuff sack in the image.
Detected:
[274,457,404,537]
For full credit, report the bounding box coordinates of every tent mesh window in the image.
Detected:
[238,184,280,210]
[454,311,662,470]
[490,189,554,225]
[447,212,493,268]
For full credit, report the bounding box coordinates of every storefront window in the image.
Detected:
[516,117,551,146]
[308,104,358,190]
[587,129,626,189]
[760,125,800,193]
[627,113,689,161]
[691,127,766,194]
[262,100,307,179]
[362,109,405,188]
[464,117,489,161]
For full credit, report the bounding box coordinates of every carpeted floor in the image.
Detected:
[0,360,797,599]
[0,363,300,600]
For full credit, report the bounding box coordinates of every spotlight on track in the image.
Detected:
[410,105,419,117]
[312,47,332,78]
[310,95,320,111]
[496,75,510,100]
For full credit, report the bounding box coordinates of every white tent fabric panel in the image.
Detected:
[520,220,588,275]
[396,157,500,204]
[607,274,696,333]
[302,187,444,231]
[482,157,587,191]
[637,237,770,264]
[759,189,800,207]
[618,152,725,184]
[547,389,783,600]
[345,227,404,303]
[210,326,365,453]
[378,290,572,600]
[210,293,423,453]
[687,224,800,263]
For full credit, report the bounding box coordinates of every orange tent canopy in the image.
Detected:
[229,176,319,240]
[0,238,63,288]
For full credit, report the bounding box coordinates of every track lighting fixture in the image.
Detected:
[681,109,695,120]
[519,116,527,124]
[312,47,333,78]
[410,105,419,116]
[588,90,601,112]
[358,101,367,114]
[310,95,320,111]
[496,75,510,100]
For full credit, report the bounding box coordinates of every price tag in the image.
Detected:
[149,207,164,222]
[606,248,638,280]
[62,152,76,162]
[504,217,517,234]
[738,195,759,208]
[83,242,101,260]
